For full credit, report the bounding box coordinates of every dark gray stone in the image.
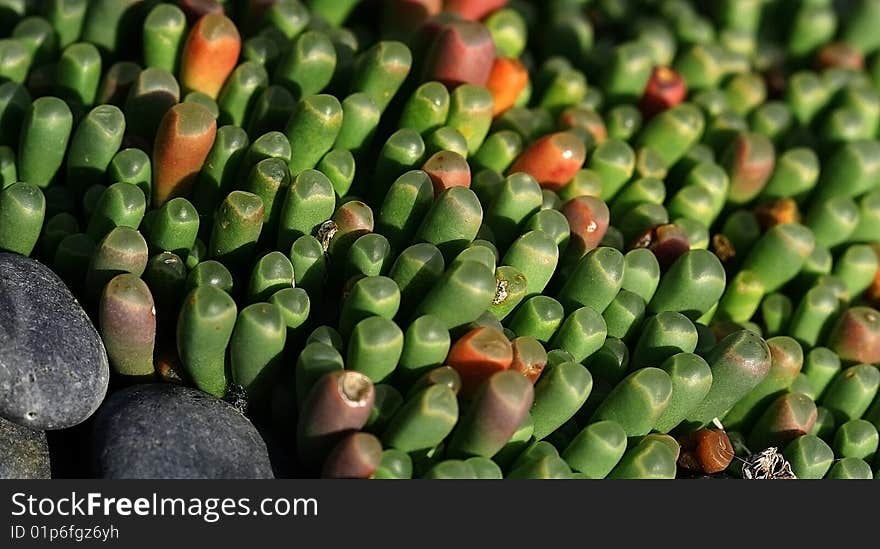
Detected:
[92,384,275,479]
[0,416,51,479]
[0,253,109,430]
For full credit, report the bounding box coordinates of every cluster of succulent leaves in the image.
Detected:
[2,0,880,479]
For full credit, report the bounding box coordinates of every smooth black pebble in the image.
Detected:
[0,253,109,430]
[0,416,51,479]
[92,383,275,479]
